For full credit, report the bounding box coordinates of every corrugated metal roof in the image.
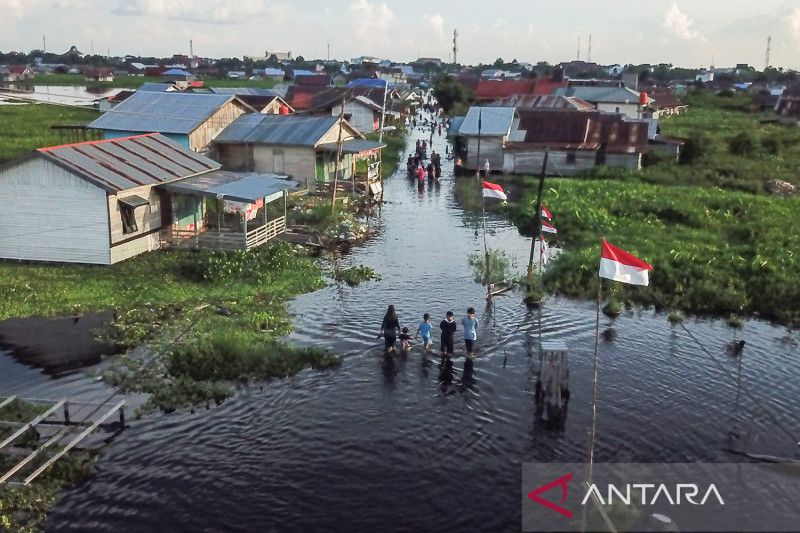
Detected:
[317,139,386,154]
[554,86,641,104]
[36,133,220,192]
[447,116,465,137]
[210,87,279,97]
[162,170,299,203]
[215,114,341,146]
[162,68,192,77]
[458,107,516,136]
[489,95,595,112]
[347,79,391,89]
[89,91,240,135]
[137,82,175,92]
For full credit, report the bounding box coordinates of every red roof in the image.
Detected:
[285,85,335,110]
[189,80,205,88]
[296,74,331,86]
[9,65,31,74]
[475,78,567,101]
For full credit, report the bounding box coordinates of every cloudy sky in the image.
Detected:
[2,0,799,69]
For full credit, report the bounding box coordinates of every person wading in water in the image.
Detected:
[380,305,401,353]
[440,311,457,358]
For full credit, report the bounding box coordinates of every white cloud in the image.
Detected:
[349,0,394,49]
[1,0,24,18]
[662,2,707,43]
[790,7,800,43]
[112,0,283,24]
[426,13,445,38]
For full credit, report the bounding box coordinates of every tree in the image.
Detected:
[728,132,755,156]
[680,132,710,164]
[493,58,504,67]
[433,75,473,113]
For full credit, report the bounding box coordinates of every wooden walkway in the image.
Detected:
[0,396,126,485]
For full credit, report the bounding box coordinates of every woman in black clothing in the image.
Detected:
[381,305,401,353]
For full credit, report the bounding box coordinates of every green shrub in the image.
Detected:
[728,132,755,156]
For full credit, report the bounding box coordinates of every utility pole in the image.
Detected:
[42,35,46,54]
[474,110,482,178]
[327,43,330,62]
[527,148,549,290]
[190,39,194,59]
[331,97,345,216]
[577,36,581,61]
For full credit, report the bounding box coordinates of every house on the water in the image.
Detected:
[0,134,298,264]
[0,65,35,82]
[84,67,114,83]
[553,86,644,118]
[88,91,254,153]
[502,109,649,174]
[213,114,384,191]
[451,106,518,170]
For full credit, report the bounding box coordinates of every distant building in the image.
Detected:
[554,86,644,118]
[261,68,285,81]
[0,65,34,82]
[265,50,293,61]
[606,64,624,76]
[85,67,114,82]
[696,68,714,83]
[417,57,443,67]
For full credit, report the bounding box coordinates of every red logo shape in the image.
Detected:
[527,472,573,518]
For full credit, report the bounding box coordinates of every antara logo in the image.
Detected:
[527,473,725,519]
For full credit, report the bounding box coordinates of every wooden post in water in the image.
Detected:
[331,97,345,216]
[474,109,482,178]
[527,147,549,292]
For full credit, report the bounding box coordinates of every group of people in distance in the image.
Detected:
[379,305,479,358]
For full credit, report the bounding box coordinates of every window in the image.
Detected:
[150,201,159,214]
[566,152,577,164]
[120,205,138,234]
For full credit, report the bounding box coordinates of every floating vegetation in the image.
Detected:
[668,310,686,325]
[726,315,745,329]
[602,300,623,318]
[468,249,517,286]
[332,265,381,286]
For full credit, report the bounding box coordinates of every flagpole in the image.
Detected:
[581,271,603,533]
[482,191,490,299]
[475,109,482,178]
[527,147,549,291]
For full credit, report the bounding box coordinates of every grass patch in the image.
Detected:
[504,178,800,326]
[0,103,99,163]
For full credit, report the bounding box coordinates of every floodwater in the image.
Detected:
[0,84,116,105]
[1,111,798,531]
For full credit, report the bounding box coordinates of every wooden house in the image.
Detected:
[0,65,34,82]
[0,134,298,264]
[554,86,644,119]
[502,109,648,175]
[85,67,114,82]
[89,91,255,153]
[213,114,384,191]
[454,106,518,170]
[208,88,293,114]
[331,95,382,132]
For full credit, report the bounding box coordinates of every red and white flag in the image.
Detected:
[598,239,653,286]
[482,181,507,201]
[541,205,552,220]
[541,220,557,234]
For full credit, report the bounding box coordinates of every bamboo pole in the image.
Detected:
[482,189,490,299]
[581,276,603,533]
[331,97,345,216]
[474,109,482,178]
[527,147,549,291]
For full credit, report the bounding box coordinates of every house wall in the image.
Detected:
[261,99,284,115]
[466,136,505,170]
[605,153,642,171]
[0,158,111,264]
[104,130,189,148]
[252,145,317,189]
[217,144,254,171]
[333,102,378,132]
[107,184,164,264]
[595,102,641,119]
[188,100,251,153]
[503,149,596,176]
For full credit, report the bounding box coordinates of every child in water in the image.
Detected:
[415,313,433,352]
[399,327,413,352]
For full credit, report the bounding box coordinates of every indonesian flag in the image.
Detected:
[541,220,557,234]
[598,239,653,286]
[482,181,507,201]
[541,205,552,220]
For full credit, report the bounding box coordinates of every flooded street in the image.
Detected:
[3,117,798,531]
[0,85,114,105]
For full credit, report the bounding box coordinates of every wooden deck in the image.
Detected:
[163,216,286,252]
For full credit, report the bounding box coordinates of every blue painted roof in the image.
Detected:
[292,69,317,77]
[162,68,193,77]
[89,91,239,135]
[459,107,516,136]
[347,78,391,89]
[210,87,279,97]
[263,68,284,76]
[554,86,640,104]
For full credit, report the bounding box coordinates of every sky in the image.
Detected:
[2,0,800,69]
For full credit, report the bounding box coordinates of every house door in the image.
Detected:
[273,149,285,174]
[158,190,173,227]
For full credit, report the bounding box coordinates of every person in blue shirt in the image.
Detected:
[462,307,479,357]
[415,313,434,352]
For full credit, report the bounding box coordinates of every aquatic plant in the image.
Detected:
[667,310,685,325]
[467,249,516,286]
[726,315,745,329]
[332,265,381,286]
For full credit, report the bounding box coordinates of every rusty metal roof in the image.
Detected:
[489,94,595,112]
[36,133,219,192]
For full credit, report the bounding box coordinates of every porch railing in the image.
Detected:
[245,216,286,249]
